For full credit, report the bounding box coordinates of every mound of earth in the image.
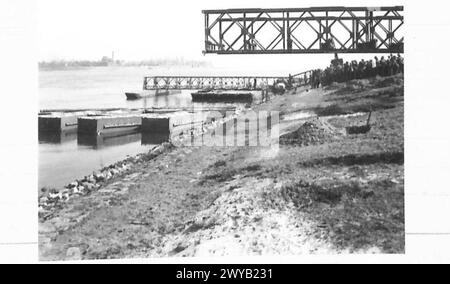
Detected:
[280,118,342,146]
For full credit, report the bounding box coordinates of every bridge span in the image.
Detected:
[143,70,313,91]
[203,6,404,54]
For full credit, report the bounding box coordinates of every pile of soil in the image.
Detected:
[280,118,341,146]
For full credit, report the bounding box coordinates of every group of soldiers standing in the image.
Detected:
[310,53,404,88]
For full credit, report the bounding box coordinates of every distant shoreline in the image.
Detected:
[38,65,146,72]
[39,64,211,72]
[39,59,211,71]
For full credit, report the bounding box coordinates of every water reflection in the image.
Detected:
[38,131,161,189]
[78,131,141,149]
[141,132,171,145]
[141,93,190,110]
[39,131,77,144]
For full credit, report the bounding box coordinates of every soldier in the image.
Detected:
[357,59,364,79]
[316,69,321,88]
[388,55,394,76]
[336,64,343,82]
[347,63,353,81]
[397,54,404,73]
[374,56,380,76]
[380,56,387,76]
[331,53,341,68]
[352,60,358,80]
[343,62,350,82]
[322,68,329,85]
[391,56,398,75]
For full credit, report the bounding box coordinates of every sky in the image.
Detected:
[37,0,406,71]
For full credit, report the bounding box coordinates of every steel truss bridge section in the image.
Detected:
[143,76,293,91]
[203,6,404,54]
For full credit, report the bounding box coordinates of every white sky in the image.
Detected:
[37,0,405,70]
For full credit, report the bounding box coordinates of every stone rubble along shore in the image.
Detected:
[38,142,174,221]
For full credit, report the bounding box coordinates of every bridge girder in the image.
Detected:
[203,6,404,54]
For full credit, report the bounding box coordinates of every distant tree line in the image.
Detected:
[122,58,210,67]
[39,57,210,70]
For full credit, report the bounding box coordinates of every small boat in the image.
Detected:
[125,92,145,100]
[125,90,181,100]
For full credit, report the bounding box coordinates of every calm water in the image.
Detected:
[38,66,287,189]
[39,65,287,110]
[39,131,154,189]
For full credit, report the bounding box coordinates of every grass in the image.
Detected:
[280,172,404,253]
[200,139,405,253]
[197,74,405,253]
[313,74,404,117]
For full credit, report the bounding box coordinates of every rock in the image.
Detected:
[68,182,78,188]
[49,192,62,200]
[77,186,85,192]
[84,182,95,191]
[87,174,95,183]
[80,182,92,191]
[66,247,82,260]
[94,173,105,182]
[40,187,50,194]
[171,242,188,255]
[38,206,47,216]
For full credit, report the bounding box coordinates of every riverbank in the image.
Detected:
[39,74,404,260]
